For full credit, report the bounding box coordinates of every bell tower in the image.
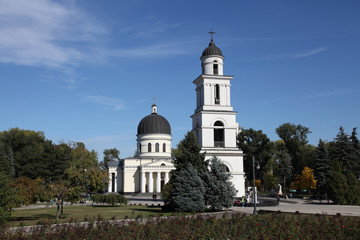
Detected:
[191,32,245,197]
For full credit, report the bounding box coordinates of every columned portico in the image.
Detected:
[141,171,146,193]
[148,172,153,192]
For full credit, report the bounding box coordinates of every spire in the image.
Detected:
[209,29,215,41]
[152,97,157,114]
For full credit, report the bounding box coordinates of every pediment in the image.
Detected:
[141,159,174,168]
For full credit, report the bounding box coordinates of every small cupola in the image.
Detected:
[201,30,224,75]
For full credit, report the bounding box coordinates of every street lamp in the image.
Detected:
[83,165,88,199]
[252,156,260,215]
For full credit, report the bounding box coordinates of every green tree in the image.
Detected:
[0,172,17,225]
[330,126,353,175]
[314,139,332,195]
[274,142,293,195]
[202,156,236,210]
[346,173,360,205]
[349,128,360,178]
[168,165,205,212]
[328,166,348,205]
[102,148,120,170]
[12,177,51,206]
[276,123,311,175]
[237,128,273,187]
[172,131,206,172]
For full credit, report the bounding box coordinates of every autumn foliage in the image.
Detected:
[291,167,317,192]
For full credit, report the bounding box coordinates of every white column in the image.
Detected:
[164,172,169,184]
[156,171,161,193]
[108,172,112,192]
[148,172,153,193]
[141,171,146,193]
[226,84,231,106]
[114,172,117,192]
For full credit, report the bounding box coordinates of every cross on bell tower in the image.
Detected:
[209,29,215,41]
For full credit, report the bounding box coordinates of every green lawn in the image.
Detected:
[9,204,171,227]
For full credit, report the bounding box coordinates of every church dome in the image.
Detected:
[137,105,171,135]
[202,39,223,57]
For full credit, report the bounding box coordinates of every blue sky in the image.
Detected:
[1,0,359,159]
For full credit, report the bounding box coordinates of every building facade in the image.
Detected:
[191,37,246,197]
[108,36,245,197]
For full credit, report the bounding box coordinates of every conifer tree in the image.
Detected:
[172,131,206,172]
[331,126,353,175]
[349,128,360,178]
[168,165,205,212]
[202,156,236,210]
[315,139,332,195]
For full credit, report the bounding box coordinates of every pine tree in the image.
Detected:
[349,128,360,178]
[346,173,360,205]
[202,156,236,210]
[315,139,332,195]
[328,170,348,205]
[172,131,206,172]
[168,165,205,212]
[331,126,353,175]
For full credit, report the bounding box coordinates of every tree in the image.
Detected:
[167,165,205,212]
[291,167,317,193]
[102,148,120,170]
[349,128,360,178]
[328,168,348,205]
[274,142,293,195]
[202,156,236,210]
[276,123,311,174]
[12,177,51,206]
[237,128,273,188]
[0,172,17,225]
[314,139,332,195]
[50,180,70,219]
[330,126,353,175]
[172,131,206,172]
[345,173,360,205]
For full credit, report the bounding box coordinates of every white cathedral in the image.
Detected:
[108,36,246,197]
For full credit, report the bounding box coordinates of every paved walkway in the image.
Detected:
[14,195,360,217]
[232,198,360,217]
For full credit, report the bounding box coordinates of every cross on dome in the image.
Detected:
[209,29,215,41]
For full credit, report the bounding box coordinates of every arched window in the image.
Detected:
[215,84,220,104]
[163,143,166,152]
[156,143,159,152]
[213,60,218,75]
[138,144,141,153]
[214,121,224,147]
[148,143,152,152]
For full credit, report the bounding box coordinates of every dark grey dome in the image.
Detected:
[202,39,223,57]
[137,113,171,135]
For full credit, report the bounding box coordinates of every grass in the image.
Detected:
[9,204,172,227]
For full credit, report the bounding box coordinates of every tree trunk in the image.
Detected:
[60,199,64,217]
[283,176,286,198]
[56,202,60,220]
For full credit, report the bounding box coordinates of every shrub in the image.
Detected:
[92,193,128,206]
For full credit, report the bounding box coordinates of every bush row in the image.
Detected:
[2,212,360,239]
[91,193,128,206]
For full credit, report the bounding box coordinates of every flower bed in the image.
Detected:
[2,213,360,239]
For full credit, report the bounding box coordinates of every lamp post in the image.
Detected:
[252,156,260,215]
[83,165,88,199]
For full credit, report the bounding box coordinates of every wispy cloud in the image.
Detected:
[302,88,358,99]
[118,20,182,39]
[82,95,125,111]
[0,0,105,68]
[109,42,192,58]
[293,47,327,58]
[253,47,328,61]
